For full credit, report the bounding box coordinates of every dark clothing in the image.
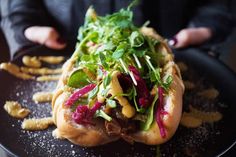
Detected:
[0,0,233,58]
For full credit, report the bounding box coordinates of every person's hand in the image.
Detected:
[168,27,212,49]
[24,26,66,49]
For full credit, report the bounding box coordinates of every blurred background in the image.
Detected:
[0,1,235,71]
[0,0,236,69]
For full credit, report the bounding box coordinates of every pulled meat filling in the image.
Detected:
[105,108,138,144]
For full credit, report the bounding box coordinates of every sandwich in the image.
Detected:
[52,5,184,147]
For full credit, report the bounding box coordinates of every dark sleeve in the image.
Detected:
[188,0,233,43]
[0,0,49,59]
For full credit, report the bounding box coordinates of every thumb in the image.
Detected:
[24,26,66,50]
[168,27,212,49]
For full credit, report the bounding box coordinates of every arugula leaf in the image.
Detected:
[163,75,173,90]
[80,54,91,62]
[103,74,112,88]
[67,69,90,88]
[105,10,133,29]
[112,41,129,59]
[84,63,97,74]
[88,85,99,99]
[127,0,139,10]
[99,52,109,69]
[129,31,144,47]
[146,36,159,54]
[85,6,98,26]
[72,31,99,58]
[95,110,112,121]
[112,49,125,59]
[132,48,146,57]
[140,93,158,131]
[96,41,115,54]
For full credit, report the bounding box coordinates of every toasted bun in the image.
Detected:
[52,59,119,146]
[131,27,184,145]
[131,72,184,144]
[52,27,184,146]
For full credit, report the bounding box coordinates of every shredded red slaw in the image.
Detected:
[128,65,150,108]
[155,86,167,138]
[72,105,94,125]
[90,101,103,113]
[65,83,96,107]
[72,101,103,125]
[65,83,104,125]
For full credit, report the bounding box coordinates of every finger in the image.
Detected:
[44,36,66,50]
[169,27,212,49]
[24,26,66,49]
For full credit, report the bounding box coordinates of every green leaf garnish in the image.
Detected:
[88,85,99,99]
[103,74,112,88]
[99,52,108,69]
[68,0,174,122]
[127,0,139,10]
[163,75,173,90]
[140,93,158,131]
[68,69,90,88]
[112,49,125,59]
[129,31,144,47]
[132,86,145,113]
[112,41,129,59]
[80,54,91,62]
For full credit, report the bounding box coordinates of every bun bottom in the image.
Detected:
[131,73,184,145]
[52,59,119,147]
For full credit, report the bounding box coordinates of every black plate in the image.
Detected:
[0,47,236,157]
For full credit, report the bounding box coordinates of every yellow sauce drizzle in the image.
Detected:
[36,75,61,81]
[180,105,222,128]
[0,62,34,80]
[21,117,54,130]
[39,56,65,64]
[32,92,53,103]
[3,101,30,119]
